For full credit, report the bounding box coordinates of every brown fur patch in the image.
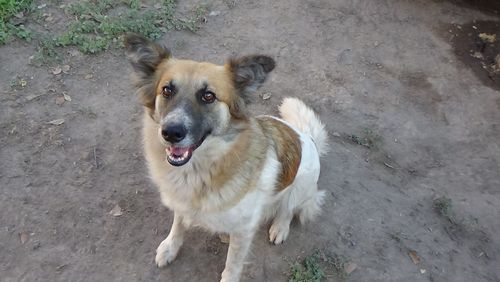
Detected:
[190,120,270,210]
[257,116,302,191]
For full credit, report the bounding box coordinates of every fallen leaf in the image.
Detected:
[45,16,54,22]
[19,232,29,244]
[408,250,421,265]
[14,12,24,18]
[63,93,72,101]
[20,78,27,87]
[47,119,65,125]
[52,66,62,75]
[84,74,93,80]
[344,262,358,274]
[37,4,47,9]
[479,33,496,43]
[55,96,65,105]
[218,233,230,244]
[62,65,71,72]
[261,93,271,100]
[109,204,123,217]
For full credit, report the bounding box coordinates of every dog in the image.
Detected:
[124,34,329,282]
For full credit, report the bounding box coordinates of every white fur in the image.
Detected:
[144,98,328,281]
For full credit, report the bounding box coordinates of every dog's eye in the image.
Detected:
[201,91,216,103]
[162,84,175,98]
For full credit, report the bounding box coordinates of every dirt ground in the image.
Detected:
[1,0,499,281]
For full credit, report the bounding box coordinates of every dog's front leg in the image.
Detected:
[220,232,254,282]
[155,212,187,267]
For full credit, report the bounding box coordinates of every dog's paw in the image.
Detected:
[155,237,181,267]
[269,221,290,245]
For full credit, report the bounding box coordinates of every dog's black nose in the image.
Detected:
[162,124,187,143]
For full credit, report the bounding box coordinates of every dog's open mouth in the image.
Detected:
[165,146,195,166]
[165,132,209,166]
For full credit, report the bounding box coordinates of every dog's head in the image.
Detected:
[124,34,275,166]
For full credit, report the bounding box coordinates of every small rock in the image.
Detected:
[63,93,72,101]
[62,65,71,73]
[84,74,93,80]
[55,96,65,105]
[261,93,271,100]
[471,52,483,60]
[52,67,62,75]
[109,204,123,217]
[209,11,221,16]
[37,4,47,9]
[19,232,29,244]
[45,16,54,22]
[332,132,341,137]
[420,269,426,274]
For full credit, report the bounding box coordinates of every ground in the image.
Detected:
[1,0,499,281]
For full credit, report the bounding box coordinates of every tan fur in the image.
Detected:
[257,116,302,191]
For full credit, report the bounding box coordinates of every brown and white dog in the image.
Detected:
[124,34,329,282]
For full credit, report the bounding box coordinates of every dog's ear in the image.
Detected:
[226,55,275,100]
[124,34,170,110]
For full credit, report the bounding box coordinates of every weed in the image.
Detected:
[288,249,352,282]
[10,76,28,89]
[289,251,325,282]
[31,37,61,66]
[433,196,454,223]
[321,251,349,279]
[350,128,382,149]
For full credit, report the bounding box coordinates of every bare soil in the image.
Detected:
[1,0,499,281]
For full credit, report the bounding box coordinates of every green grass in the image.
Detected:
[2,0,206,64]
[289,251,325,282]
[0,0,34,43]
[288,250,351,282]
[49,0,204,54]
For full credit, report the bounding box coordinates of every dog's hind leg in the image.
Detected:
[155,213,187,267]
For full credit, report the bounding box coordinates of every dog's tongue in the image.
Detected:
[165,146,193,166]
[169,146,190,157]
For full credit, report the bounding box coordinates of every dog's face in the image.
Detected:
[124,34,275,166]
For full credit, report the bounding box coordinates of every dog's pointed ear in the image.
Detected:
[226,55,275,99]
[124,33,170,79]
[124,34,170,111]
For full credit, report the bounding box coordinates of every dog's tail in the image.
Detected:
[279,97,329,156]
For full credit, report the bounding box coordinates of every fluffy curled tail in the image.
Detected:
[279,97,329,156]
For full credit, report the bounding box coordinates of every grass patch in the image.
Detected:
[433,196,479,229]
[0,0,34,44]
[288,249,352,282]
[49,0,205,54]
[2,0,206,64]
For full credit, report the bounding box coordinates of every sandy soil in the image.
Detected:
[1,0,499,281]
